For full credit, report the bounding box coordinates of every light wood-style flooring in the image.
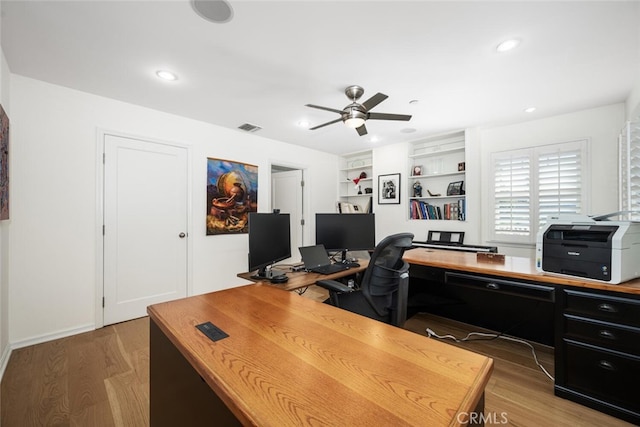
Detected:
[1,285,634,426]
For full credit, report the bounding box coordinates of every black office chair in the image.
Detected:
[315,232,414,327]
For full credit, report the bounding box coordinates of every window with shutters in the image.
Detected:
[490,139,588,244]
[619,117,640,220]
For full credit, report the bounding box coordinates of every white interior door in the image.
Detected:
[103,134,188,325]
[272,169,303,262]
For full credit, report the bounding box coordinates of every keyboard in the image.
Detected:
[310,263,351,275]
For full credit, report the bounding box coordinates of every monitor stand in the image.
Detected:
[337,249,358,265]
[251,264,286,280]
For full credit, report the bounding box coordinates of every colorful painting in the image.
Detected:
[0,105,8,220]
[206,158,258,235]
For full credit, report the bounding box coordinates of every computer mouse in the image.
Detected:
[270,275,289,283]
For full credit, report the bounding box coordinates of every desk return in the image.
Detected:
[405,248,640,425]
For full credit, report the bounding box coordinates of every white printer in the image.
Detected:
[535,214,640,284]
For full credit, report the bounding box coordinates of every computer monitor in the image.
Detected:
[315,213,376,262]
[248,212,291,279]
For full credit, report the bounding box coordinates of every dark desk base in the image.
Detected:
[149,320,241,427]
[408,262,640,425]
[408,264,555,346]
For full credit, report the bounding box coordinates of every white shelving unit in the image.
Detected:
[338,150,373,213]
[408,131,466,221]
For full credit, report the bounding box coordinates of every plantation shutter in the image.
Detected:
[492,151,531,237]
[490,139,588,244]
[537,143,584,228]
[620,119,640,220]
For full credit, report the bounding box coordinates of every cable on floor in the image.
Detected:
[426,327,554,381]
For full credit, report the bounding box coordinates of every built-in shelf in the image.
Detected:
[409,131,466,221]
[339,150,373,213]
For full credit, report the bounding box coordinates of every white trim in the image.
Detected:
[9,323,95,351]
[95,128,193,328]
[0,344,12,383]
[269,159,311,247]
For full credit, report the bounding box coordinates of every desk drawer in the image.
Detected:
[445,272,555,302]
[564,290,640,327]
[563,339,640,413]
[564,315,640,356]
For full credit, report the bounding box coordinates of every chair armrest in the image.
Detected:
[316,279,354,293]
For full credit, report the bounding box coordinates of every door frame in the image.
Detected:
[95,129,193,328]
[269,159,310,252]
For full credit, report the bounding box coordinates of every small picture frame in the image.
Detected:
[412,165,422,176]
[378,173,401,204]
[446,181,465,196]
[458,162,466,172]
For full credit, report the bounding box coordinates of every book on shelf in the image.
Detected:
[337,201,363,213]
[337,196,373,214]
[410,199,465,221]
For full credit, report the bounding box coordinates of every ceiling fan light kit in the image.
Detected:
[344,109,366,128]
[306,85,411,136]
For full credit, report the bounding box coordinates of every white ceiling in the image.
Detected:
[2,1,639,155]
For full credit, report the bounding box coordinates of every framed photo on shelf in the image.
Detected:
[378,173,401,204]
[412,165,422,176]
[446,180,465,196]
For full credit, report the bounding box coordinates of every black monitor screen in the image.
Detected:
[315,213,376,254]
[248,212,291,276]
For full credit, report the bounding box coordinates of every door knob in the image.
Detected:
[179,232,186,238]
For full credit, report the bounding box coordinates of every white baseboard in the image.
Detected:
[0,323,95,384]
[10,323,96,351]
[0,344,11,383]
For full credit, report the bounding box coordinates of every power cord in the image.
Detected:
[426,327,554,381]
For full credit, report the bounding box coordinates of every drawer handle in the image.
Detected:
[598,330,616,340]
[598,360,617,371]
[486,283,500,290]
[597,303,618,313]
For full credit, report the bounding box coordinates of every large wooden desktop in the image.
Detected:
[237,260,369,291]
[404,248,640,425]
[148,283,494,426]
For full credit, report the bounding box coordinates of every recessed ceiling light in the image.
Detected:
[496,38,521,53]
[156,70,178,81]
[370,136,380,143]
[297,120,310,128]
[524,107,536,113]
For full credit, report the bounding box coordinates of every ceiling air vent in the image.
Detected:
[238,123,262,133]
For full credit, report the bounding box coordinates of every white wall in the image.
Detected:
[8,75,339,346]
[478,103,625,257]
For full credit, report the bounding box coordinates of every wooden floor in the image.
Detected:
[1,285,634,426]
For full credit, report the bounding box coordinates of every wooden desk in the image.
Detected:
[404,248,640,425]
[237,260,369,292]
[148,284,493,426]
[403,248,640,294]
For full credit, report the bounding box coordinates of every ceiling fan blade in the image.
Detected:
[309,117,343,130]
[305,104,344,115]
[368,112,412,121]
[356,124,368,136]
[361,93,388,111]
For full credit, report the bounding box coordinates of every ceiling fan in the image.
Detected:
[305,85,412,136]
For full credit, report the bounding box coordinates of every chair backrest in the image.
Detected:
[360,232,414,325]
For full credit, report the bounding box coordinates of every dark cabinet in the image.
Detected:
[556,288,640,425]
